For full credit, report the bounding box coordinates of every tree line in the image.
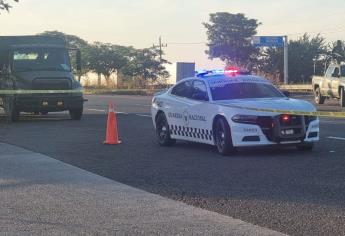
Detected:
[38,31,170,88]
[204,12,345,84]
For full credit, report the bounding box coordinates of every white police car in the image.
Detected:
[151,67,319,155]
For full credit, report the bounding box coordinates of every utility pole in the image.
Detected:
[153,36,167,63]
[284,35,289,84]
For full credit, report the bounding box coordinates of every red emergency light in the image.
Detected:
[281,114,290,123]
[224,66,240,76]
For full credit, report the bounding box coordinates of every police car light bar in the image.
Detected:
[196,67,249,78]
[224,67,240,76]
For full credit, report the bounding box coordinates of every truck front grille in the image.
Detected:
[33,77,72,90]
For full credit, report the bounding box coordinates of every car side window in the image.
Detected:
[191,80,209,101]
[325,66,335,78]
[171,81,192,98]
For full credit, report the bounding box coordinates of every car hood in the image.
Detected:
[213,97,316,113]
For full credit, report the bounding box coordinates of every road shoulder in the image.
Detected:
[0,143,286,236]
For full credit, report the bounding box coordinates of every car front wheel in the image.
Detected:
[214,117,235,155]
[156,113,176,146]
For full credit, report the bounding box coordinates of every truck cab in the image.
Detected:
[0,36,84,121]
[312,63,345,107]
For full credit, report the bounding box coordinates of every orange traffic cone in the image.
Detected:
[104,102,122,145]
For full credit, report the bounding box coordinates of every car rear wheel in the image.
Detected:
[156,112,176,146]
[69,107,83,120]
[296,142,314,151]
[314,87,325,104]
[214,117,235,155]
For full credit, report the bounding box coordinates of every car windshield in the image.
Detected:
[210,82,284,100]
[12,47,71,72]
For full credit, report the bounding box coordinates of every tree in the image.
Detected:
[257,34,327,83]
[331,40,345,63]
[0,0,18,12]
[203,12,260,67]
[258,47,284,83]
[288,34,326,83]
[38,31,92,81]
[87,42,129,87]
[121,47,170,88]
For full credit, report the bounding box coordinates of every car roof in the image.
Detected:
[177,74,271,86]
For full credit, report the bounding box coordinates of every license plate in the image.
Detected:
[57,101,64,106]
[282,129,294,135]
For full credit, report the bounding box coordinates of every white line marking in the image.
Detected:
[326,136,345,141]
[136,114,151,118]
[88,109,128,115]
[88,109,106,112]
[135,104,151,107]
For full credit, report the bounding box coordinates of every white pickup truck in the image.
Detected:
[312,63,345,107]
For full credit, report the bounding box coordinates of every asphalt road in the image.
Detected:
[1,94,345,236]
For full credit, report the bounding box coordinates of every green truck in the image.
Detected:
[0,35,84,121]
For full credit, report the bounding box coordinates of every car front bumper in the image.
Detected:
[231,119,319,147]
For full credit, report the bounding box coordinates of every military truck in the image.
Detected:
[312,63,345,107]
[0,35,84,121]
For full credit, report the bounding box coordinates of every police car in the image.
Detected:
[151,67,319,155]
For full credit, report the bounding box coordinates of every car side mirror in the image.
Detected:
[282,90,290,97]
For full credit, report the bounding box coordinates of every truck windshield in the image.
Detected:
[210,82,285,100]
[12,47,71,72]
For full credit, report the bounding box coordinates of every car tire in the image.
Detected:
[214,117,235,155]
[156,112,176,146]
[340,87,345,107]
[69,107,83,120]
[296,142,314,151]
[314,87,325,105]
[4,96,19,122]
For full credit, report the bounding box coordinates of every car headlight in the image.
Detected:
[232,114,258,124]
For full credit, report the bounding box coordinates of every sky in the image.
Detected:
[1,0,345,71]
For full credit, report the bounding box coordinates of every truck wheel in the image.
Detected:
[69,107,83,120]
[314,87,325,104]
[340,87,345,107]
[4,96,19,122]
[214,117,235,155]
[296,142,314,151]
[155,112,176,146]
